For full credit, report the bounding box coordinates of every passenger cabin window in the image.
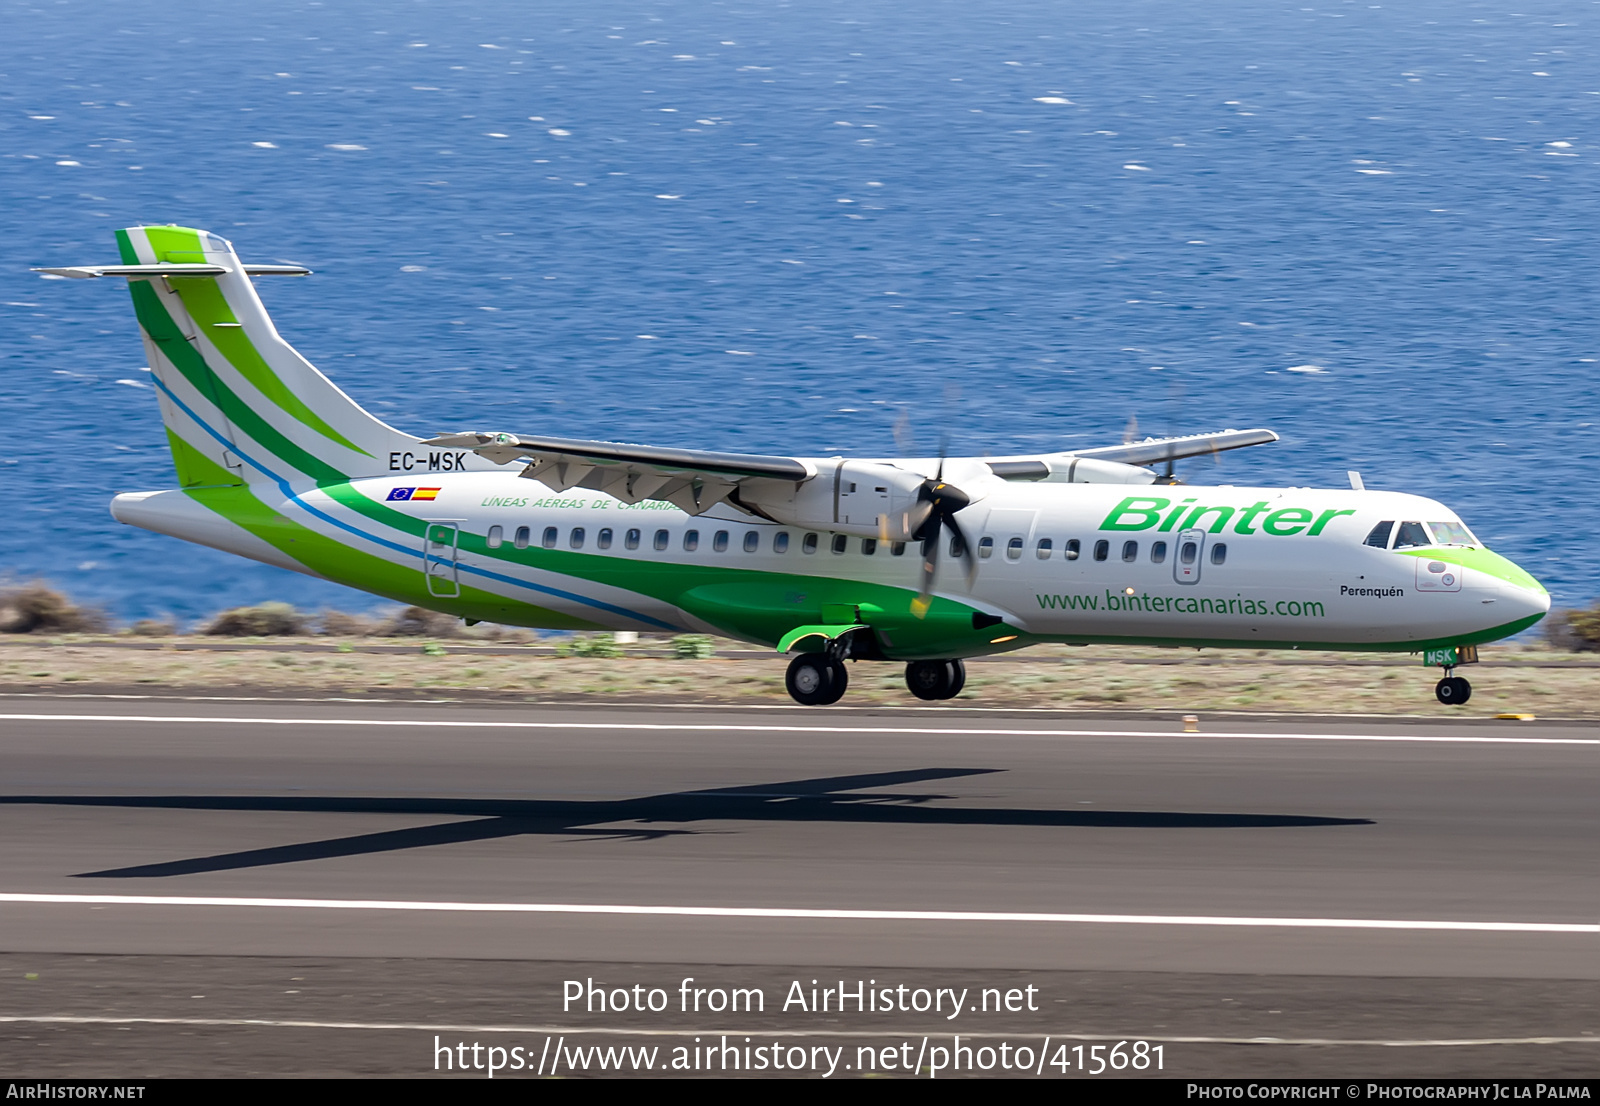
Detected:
[1121,540,1138,563]
[514,526,531,550]
[653,529,669,551]
[625,528,641,550]
[597,528,613,550]
[1364,521,1394,549]
[832,534,847,554]
[743,531,759,553]
[1150,540,1167,564]
[1065,539,1080,561]
[1180,540,1198,564]
[949,533,966,558]
[570,527,585,549]
[775,532,790,553]
[890,541,906,556]
[542,526,558,549]
[1428,520,1477,546]
[712,530,729,552]
[1006,537,1024,560]
[803,533,818,554]
[1393,521,1431,549]
[486,525,503,549]
[862,538,877,555]
[1093,539,1109,562]
[1210,542,1228,565]
[977,536,995,559]
[1036,538,1053,559]
[683,529,700,552]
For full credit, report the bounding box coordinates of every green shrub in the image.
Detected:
[1545,606,1600,652]
[671,634,716,659]
[203,602,308,636]
[557,633,624,658]
[0,583,109,634]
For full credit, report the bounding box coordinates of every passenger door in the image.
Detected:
[1173,528,1205,585]
[423,522,461,598]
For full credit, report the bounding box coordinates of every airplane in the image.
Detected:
[38,226,1550,707]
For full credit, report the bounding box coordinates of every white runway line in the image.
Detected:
[0,713,1595,745]
[0,1015,1595,1047]
[2,893,1595,933]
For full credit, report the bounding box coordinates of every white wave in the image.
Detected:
[114,378,151,388]
[1355,168,1391,175]
[725,350,753,356]
[1122,164,1151,171]
[485,132,508,138]
[548,128,570,136]
[1033,96,1073,104]
[654,194,681,199]
[251,142,277,148]
[399,265,427,272]
[55,160,81,167]
[326,144,367,151]
[1285,364,1327,374]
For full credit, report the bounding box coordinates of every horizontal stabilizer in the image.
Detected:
[32,263,311,279]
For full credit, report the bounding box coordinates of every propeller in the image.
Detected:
[911,452,976,618]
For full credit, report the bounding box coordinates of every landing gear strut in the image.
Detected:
[905,659,967,701]
[1435,669,1472,705]
[786,652,848,706]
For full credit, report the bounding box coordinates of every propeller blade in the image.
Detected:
[912,516,940,619]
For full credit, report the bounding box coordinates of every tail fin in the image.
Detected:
[111,225,420,488]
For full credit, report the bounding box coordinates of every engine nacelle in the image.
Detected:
[738,462,932,541]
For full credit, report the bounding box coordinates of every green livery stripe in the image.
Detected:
[176,447,598,630]
[164,427,241,489]
[132,225,369,458]
[1394,547,1545,593]
[126,280,347,484]
[164,276,369,457]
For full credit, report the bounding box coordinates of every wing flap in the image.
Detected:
[1067,428,1279,467]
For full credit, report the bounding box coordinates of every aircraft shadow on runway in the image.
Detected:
[0,768,1373,879]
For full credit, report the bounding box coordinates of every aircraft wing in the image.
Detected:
[1065,428,1279,467]
[423,432,812,514]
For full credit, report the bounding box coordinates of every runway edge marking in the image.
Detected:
[0,1015,1595,1047]
[0,713,1595,745]
[1,894,1595,933]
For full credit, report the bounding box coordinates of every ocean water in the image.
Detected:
[1,0,1596,625]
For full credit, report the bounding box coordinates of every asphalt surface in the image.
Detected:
[0,696,1595,1078]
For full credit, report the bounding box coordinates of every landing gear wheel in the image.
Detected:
[947,658,967,697]
[1435,676,1472,705]
[787,652,848,706]
[906,659,964,701]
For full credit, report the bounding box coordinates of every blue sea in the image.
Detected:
[2,0,1597,625]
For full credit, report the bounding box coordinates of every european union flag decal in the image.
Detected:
[387,487,414,501]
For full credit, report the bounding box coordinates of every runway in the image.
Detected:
[1,696,1595,1077]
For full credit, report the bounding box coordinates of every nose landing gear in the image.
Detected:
[1435,669,1472,705]
[905,659,967,701]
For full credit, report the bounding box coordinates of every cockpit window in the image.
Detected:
[1428,520,1478,547]
[1363,521,1394,549]
[1392,521,1431,549]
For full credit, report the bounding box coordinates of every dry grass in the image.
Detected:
[0,637,1591,716]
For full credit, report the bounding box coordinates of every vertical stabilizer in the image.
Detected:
[113,225,421,487]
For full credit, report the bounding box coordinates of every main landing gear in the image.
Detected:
[785,652,849,706]
[905,659,967,701]
[1435,670,1472,705]
[782,654,969,705]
